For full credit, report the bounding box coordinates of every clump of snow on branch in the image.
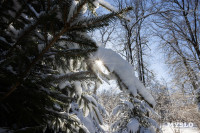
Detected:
[127,118,139,133]
[74,81,82,100]
[98,0,118,12]
[90,47,156,107]
[94,0,131,21]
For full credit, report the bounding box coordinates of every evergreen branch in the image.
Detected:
[67,0,87,23]
[99,2,133,22]
[46,109,86,132]
[0,24,70,102]
[27,4,41,18]
[82,94,98,106]
[7,4,26,27]
[46,48,96,57]
[92,106,103,125]
[46,108,69,119]
[99,1,116,12]
[70,7,132,31]
[66,32,97,47]
[4,5,57,58]
[57,0,73,23]
[58,37,97,48]
[48,91,72,103]
[113,70,154,108]
[0,22,98,101]
[4,20,39,58]
[49,71,94,83]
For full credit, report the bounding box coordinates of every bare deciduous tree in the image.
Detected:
[152,0,200,108]
[114,0,162,86]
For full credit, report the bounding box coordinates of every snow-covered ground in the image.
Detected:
[161,125,200,133]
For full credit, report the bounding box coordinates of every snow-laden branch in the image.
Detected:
[90,47,156,107]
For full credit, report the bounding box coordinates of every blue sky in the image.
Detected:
[93,0,172,85]
[148,39,172,83]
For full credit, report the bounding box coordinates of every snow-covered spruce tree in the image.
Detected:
[90,47,159,133]
[111,93,159,133]
[0,0,131,132]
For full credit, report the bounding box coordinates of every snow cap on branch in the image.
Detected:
[90,47,156,107]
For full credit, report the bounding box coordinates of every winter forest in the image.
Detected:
[0,0,200,133]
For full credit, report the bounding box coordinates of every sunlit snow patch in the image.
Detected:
[91,47,156,107]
